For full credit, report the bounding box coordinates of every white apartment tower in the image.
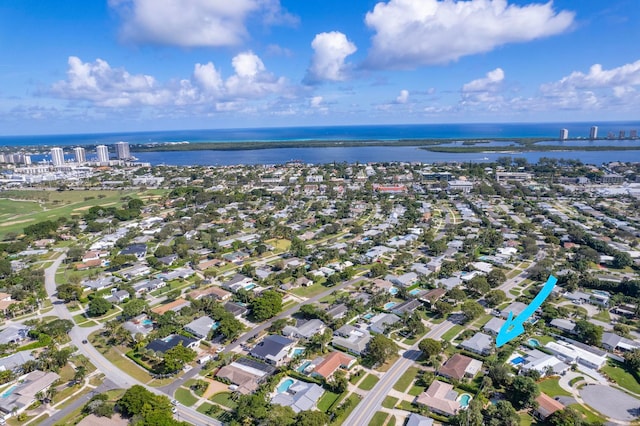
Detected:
[559,128,569,141]
[115,141,130,160]
[589,126,598,140]
[96,145,109,163]
[50,147,65,166]
[74,147,86,163]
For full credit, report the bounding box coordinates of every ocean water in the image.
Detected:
[2,122,640,147]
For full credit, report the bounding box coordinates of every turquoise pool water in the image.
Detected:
[297,361,311,373]
[363,313,374,320]
[142,319,153,326]
[383,302,396,310]
[244,283,256,290]
[389,287,398,295]
[528,338,541,347]
[277,379,295,394]
[458,394,472,407]
[511,356,525,365]
[292,348,305,357]
[409,289,421,295]
[1,385,17,398]
[211,321,219,330]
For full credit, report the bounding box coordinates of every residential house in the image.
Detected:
[311,351,356,380]
[120,244,147,259]
[121,264,151,280]
[222,251,249,263]
[250,335,295,366]
[0,370,60,420]
[184,316,217,339]
[438,354,483,381]
[534,393,564,420]
[0,324,31,345]
[123,315,154,337]
[151,298,191,315]
[500,302,528,319]
[105,289,129,304]
[282,319,326,340]
[156,267,194,281]
[223,274,255,293]
[460,333,493,356]
[132,279,165,295]
[371,279,394,294]
[216,358,275,394]
[411,263,432,277]
[224,301,248,318]
[271,380,324,413]
[544,341,607,370]
[406,413,434,426]
[391,299,422,316]
[549,318,576,334]
[422,288,446,305]
[82,276,120,291]
[157,254,178,266]
[0,351,35,372]
[369,313,401,334]
[332,325,371,355]
[601,332,640,352]
[326,303,348,320]
[482,317,505,335]
[415,380,461,416]
[188,286,232,301]
[386,272,418,287]
[145,334,198,354]
[519,350,569,377]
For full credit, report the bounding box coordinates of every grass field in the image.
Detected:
[330,393,361,426]
[175,387,198,406]
[568,403,606,423]
[369,411,388,426]
[382,396,398,409]
[537,378,571,397]
[592,309,611,322]
[441,325,463,341]
[393,366,419,392]
[210,392,237,410]
[358,374,380,391]
[318,391,342,412]
[0,189,168,238]
[602,361,640,394]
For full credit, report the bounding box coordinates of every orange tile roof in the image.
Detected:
[151,298,189,315]
[312,351,355,379]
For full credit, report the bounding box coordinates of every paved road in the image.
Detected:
[224,276,368,353]
[345,319,456,426]
[42,379,119,426]
[497,252,546,300]
[43,254,220,426]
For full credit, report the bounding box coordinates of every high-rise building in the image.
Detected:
[50,147,65,166]
[74,147,86,163]
[630,130,638,139]
[559,128,569,141]
[589,126,598,140]
[619,130,626,139]
[23,155,31,165]
[115,141,130,160]
[96,145,109,163]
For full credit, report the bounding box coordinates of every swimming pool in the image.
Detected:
[528,338,541,347]
[409,289,421,296]
[142,319,153,326]
[458,394,472,407]
[1,385,17,399]
[297,361,312,373]
[291,347,305,357]
[244,283,256,290]
[511,356,525,365]
[383,302,396,310]
[276,378,295,394]
[363,313,374,320]
[389,287,398,295]
[211,321,220,330]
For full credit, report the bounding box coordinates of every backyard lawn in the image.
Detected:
[210,392,238,410]
[537,378,571,397]
[318,391,342,412]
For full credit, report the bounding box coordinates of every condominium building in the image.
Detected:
[559,128,569,141]
[73,147,86,163]
[96,145,109,163]
[589,126,598,140]
[115,141,130,160]
[50,147,64,166]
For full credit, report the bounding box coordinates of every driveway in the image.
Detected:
[580,384,640,422]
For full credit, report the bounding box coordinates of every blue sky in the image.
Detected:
[1,0,639,135]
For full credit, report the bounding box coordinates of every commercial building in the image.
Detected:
[74,147,86,163]
[50,147,64,166]
[115,141,131,160]
[96,145,109,163]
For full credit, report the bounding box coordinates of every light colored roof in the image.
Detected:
[416,380,460,416]
[151,298,190,315]
[483,317,505,334]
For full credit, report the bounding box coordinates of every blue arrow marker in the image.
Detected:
[496,275,557,348]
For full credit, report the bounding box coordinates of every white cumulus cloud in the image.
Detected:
[365,0,574,69]
[463,68,505,92]
[305,31,357,83]
[109,0,295,47]
[51,53,290,109]
[396,89,409,103]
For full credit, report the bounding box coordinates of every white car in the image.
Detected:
[171,406,177,414]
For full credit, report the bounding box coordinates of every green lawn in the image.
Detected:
[519,413,536,426]
[382,396,398,409]
[358,374,380,391]
[393,366,419,392]
[535,334,556,345]
[408,385,425,396]
[102,346,154,383]
[330,394,361,425]
[568,403,606,424]
[602,361,640,394]
[291,282,329,298]
[441,325,463,341]
[210,392,238,410]
[368,411,388,426]
[537,378,571,397]
[318,391,342,412]
[197,402,221,417]
[174,388,198,406]
[592,309,610,322]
